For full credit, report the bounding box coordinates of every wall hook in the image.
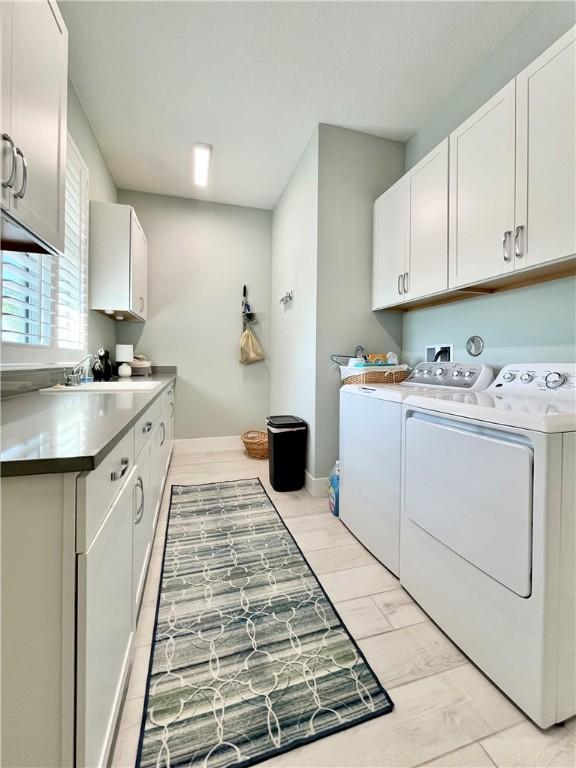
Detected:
[279,290,294,305]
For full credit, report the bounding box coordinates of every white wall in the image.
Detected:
[315,125,404,478]
[67,83,118,354]
[116,190,272,439]
[269,131,319,472]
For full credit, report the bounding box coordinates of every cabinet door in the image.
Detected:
[8,0,67,252]
[372,179,408,309]
[130,210,148,320]
[133,445,153,615]
[515,27,576,268]
[77,468,134,768]
[449,81,516,287]
[406,139,449,300]
[1,2,13,211]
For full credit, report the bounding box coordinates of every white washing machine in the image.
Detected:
[339,362,493,575]
[400,364,576,728]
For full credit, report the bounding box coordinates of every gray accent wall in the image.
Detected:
[315,125,403,478]
[67,82,118,354]
[402,4,575,371]
[116,191,272,440]
[270,131,320,472]
[270,125,404,481]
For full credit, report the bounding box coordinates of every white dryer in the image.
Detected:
[339,362,493,575]
[400,364,576,728]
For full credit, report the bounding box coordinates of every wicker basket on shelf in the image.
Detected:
[241,430,269,459]
[341,367,409,386]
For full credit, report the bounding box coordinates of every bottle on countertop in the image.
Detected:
[328,461,340,517]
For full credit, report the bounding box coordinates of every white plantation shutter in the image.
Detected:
[58,139,88,350]
[1,135,88,364]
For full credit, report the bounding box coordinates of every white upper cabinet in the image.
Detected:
[372,139,448,309]
[406,138,449,300]
[372,180,407,309]
[90,202,148,321]
[449,81,517,288]
[1,0,67,254]
[515,27,576,269]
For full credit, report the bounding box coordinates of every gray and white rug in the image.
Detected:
[137,478,393,768]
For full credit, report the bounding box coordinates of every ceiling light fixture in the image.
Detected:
[193,142,212,187]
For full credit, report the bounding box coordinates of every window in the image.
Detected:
[1,135,89,365]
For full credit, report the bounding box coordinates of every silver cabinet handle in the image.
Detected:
[134,475,144,524]
[514,225,524,259]
[502,230,512,263]
[13,148,27,199]
[1,134,17,188]
[110,457,129,481]
[397,273,403,295]
[159,421,166,447]
[169,402,174,417]
[403,272,408,294]
[139,296,144,312]
[142,420,153,434]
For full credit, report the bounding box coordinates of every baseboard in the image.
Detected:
[305,471,329,497]
[174,436,243,451]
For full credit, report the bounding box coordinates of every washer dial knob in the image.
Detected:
[464,370,474,379]
[545,371,566,390]
[414,369,421,376]
[452,370,462,378]
[503,372,515,382]
[423,369,431,377]
[435,368,445,377]
[520,373,534,383]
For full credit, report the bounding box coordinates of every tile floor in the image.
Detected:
[111,443,575,768]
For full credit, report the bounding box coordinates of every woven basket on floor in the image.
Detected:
[241,430,269,459]
[341,368,409,386]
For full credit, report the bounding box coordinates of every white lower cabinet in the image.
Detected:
[75,382,175,767]
[0,379,176,768]
[77,468,136,768]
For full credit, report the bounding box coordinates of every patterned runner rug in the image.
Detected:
[137,479,393,768]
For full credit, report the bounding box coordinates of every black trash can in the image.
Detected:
[266,415,308,492]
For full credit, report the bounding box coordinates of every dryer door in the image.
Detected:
[404,411,533,597]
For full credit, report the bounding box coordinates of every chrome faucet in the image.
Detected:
[63,354,98,386]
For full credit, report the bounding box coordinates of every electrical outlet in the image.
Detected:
[425,344,453,362]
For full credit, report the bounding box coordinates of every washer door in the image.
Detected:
[404,412,533,597]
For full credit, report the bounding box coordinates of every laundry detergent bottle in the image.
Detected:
[328,461,340,517]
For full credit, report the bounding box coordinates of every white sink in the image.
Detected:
[41,380,162,393]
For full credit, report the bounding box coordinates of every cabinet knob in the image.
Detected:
[514,225,524,259]
[110,457,129,482]
[13,147,28,199]
[502,230,512,263]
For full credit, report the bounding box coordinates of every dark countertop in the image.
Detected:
[0,375,176,477]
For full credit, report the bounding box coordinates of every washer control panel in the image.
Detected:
[489,364,576,398]
[405,362,493,390]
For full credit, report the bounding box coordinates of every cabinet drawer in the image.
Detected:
[77,429,135,552]
[134,398,161,459]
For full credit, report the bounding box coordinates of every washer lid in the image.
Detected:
[404,390,576,433]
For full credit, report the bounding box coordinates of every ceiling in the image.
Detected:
[60,1,538,210]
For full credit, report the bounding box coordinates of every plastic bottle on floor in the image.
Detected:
[328,461,340,517]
